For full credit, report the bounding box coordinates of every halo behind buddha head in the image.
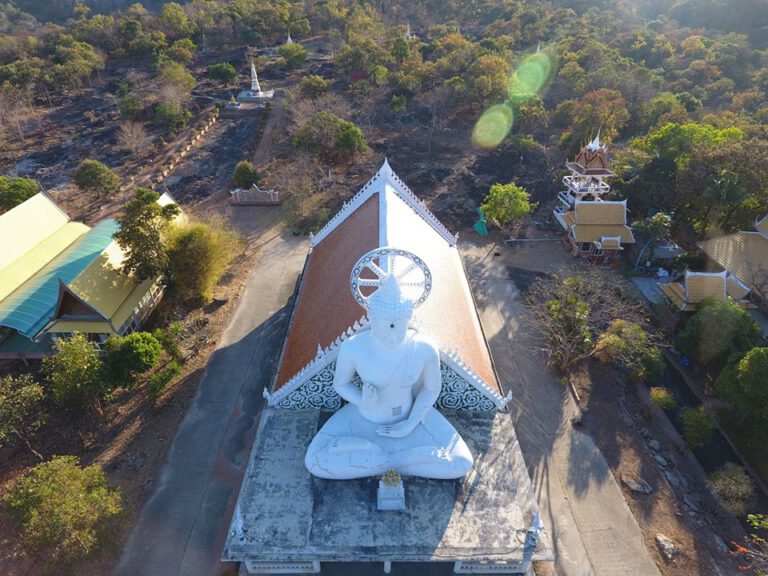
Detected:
[350,248,432,317]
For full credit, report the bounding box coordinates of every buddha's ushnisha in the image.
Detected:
[304,250,473,480]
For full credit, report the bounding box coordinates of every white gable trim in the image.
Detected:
[756,214,768,240]
[311,159,457,247]
[263,317,509,410]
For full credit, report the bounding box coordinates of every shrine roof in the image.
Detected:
[699,231,768,299]
[757,213,768,237]
[273,161,499,394]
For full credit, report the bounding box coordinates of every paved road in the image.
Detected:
[115,231,308,576]
[461,240,661,576]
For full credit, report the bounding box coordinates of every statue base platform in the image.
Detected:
[223,409,552,574]
[377,478,406,511]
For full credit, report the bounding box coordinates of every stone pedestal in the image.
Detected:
[377,478,405,511]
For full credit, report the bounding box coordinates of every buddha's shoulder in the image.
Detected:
[409,332,439,356]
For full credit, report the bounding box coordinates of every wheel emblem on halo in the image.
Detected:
[350,248,432,310]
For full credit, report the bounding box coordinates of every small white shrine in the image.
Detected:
[236,62,274,104]
[223,160,551,574]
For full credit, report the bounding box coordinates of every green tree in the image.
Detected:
[679,299,760,372]
[0,374,45,460]
[114,188,179,281]
[593,319,663,382]
[208,62,237,85]
[154,100,191,132]
[2,456,122,569]
[165,38,196,63]
[680,405,715,447]
[0,176,38,211]
[104,332,163,387]
[632,122,744,168]
[278,43,308,68]
[166,217,242,303]
[708,463,754,515]
[158,2,193,38]
[42,334,104,413]
[556,89,630,155]
[157,60,195,95]
[299,75,330,99]
[233,160,259,188]
[74,159,120,199]
[293,111,367,163]
[715,347,768,424]
[480,182,537,231]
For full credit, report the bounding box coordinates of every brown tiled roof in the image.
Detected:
[685,274,726,303]
[659,282,688,310]
[273,164,499,394]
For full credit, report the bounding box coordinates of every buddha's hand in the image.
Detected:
[360,382,378,409]
[377,419,417,438]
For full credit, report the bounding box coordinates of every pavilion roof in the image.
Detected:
[699,231,768,300]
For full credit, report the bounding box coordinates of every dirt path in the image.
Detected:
[252,91,285,168]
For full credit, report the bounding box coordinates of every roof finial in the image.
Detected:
[286,33,293,44]
[382,156,392,175]
[536,41,541,53]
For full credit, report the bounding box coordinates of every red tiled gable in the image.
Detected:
[273,165,500,394]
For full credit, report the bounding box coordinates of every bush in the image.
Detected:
[104,332,163,387]
[153,327,182,361]
[233,160,259,188]
[208,62,237,84]
[42,334,104,413]
[680,405,715,447]
[0,374,45,459]
[299,74,330,99]
[678,298,760,373]
[709,463,754,515]
[2,456,122,569]
[148,360,182,400]
[293,111,367,163]
[0,176,38,211]
[650,387,677,410]
[155,100,191,132]
[74,159,120,199]
[593,319,663,382]
[166,217,243,303]
[277,43,308,68]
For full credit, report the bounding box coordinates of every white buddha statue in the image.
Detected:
[304,256,474,480]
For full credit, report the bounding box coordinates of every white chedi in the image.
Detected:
[304,249,474,480]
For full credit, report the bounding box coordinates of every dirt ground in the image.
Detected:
[497,216,746,575]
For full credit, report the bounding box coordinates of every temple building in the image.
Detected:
[223,161,551,574]
[660,213,768,311]
[0,192,179,358]
[553,135,635,264]
[659,270,751,311]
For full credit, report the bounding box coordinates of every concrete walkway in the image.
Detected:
[461,240,661,576]
[115,232,308,576]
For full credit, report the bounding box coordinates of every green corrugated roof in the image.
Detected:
[0,219,119,339]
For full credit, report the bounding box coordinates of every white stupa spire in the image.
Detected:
[286,33,294,44]
[250,62,261,94]
[536,41,541,53]
[586,126,602,151]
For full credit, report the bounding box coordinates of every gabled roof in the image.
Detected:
[574,200,626,225]
[0,193,71,272]
[273,160,499,397]
[659,270,750,311]
[0,219,119,339]
[756,213,768,237]
[699,232,768,299]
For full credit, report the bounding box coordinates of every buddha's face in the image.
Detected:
[370,314,409,349]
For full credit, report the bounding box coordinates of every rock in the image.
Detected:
[640,428,651,439]
[684,494,702,513]
[654,454,669,467]
[664,471,680,487]
[655,533,677,561]
[622,474,653,494]
[648,439,661,451]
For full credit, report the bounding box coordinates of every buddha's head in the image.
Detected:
[367,274,413,348]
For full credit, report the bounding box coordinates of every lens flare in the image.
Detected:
[472,104,514,150]
[508,52,551,102]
